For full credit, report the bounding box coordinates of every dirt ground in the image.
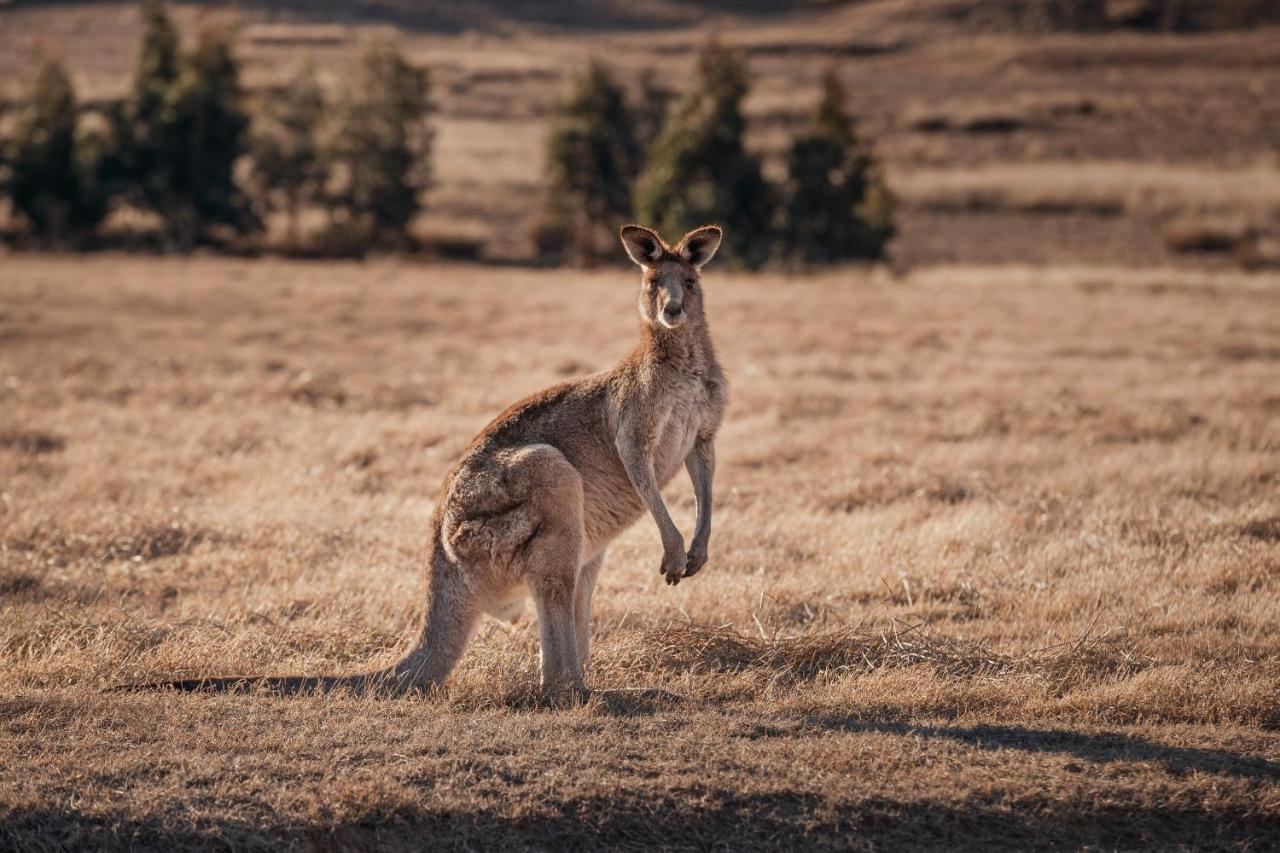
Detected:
[2,255,1278,849]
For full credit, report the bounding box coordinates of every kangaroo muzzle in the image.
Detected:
[659,283,686,328]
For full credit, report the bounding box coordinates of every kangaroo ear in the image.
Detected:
[676,225,723,269]
[620,224,666,268]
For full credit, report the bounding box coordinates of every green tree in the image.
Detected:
[114,2,254,248]
[114,0,179,215]
[7,59,108,243]
[543,59,642,264]
[133,0,180,116]
[634,68,673,154]
[0,105,8,202]
[159,26,257,244]
[634,40,774,270]
[324,40,432,247]
[245,61,325,242]
[247,63,325,246]
[780,69,894,265]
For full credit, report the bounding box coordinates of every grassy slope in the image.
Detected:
[2,256,1278,849]
[3,2,1279,265]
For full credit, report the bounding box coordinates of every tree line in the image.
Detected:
[1,0,429,254]
[540,42,893,269]
[1,1,893,267]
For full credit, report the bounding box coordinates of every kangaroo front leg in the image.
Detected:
[682,435,715,580]
[616,429,685,586]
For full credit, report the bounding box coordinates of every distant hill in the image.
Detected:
[3,0,1278,36]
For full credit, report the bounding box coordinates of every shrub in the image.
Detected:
[1162,215,1254,254]
[1237,236,1280,271]
[634,40,775,270]
[6,59,109,243]
[420,223,487,261]
[247,63,326,246]
[542,60,642,265]
[324,40,432,249]
[527,211,571,265]
[780,69,894,265]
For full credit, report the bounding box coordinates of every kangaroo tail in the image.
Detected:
[112,539,478,698]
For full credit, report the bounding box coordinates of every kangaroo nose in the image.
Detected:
[664,304,684,319]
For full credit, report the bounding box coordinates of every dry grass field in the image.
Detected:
[3,0,1280,849]
[2,255,1279,849]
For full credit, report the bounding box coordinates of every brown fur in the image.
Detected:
[129,224,726,699]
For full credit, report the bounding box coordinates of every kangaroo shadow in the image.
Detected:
[803,715,1280,783]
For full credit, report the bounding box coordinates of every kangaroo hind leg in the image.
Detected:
[575,550,606,671]
[507,444,587,699]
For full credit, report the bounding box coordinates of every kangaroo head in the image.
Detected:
[620,224,723,332]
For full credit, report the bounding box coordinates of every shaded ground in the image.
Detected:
[3,708,1277,851]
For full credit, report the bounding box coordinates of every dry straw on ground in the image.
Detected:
[2,256,1278,849]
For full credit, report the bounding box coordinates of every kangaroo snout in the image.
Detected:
[660,305,686,329]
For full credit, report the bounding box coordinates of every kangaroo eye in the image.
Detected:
[685,279,697,290]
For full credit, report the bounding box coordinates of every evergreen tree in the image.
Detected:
[634,41,774,270]
[159,26,257,244]
[7,59,108,243]
[634,68,672,153]
[780,69,894,265]
[115,0,180,216]
[114,2,254,248]
[247,63,326,246]
[0,106,8,201]
[543,59,642,264]
[245,61,325,242]
[325,40,432,247]
[132,0,180,116]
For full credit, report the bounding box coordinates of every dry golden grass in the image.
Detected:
[2,255,1279,849]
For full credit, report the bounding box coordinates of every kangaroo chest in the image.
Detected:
[652,370,719,485]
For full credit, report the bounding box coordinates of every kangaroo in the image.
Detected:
[134,224,727,699]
